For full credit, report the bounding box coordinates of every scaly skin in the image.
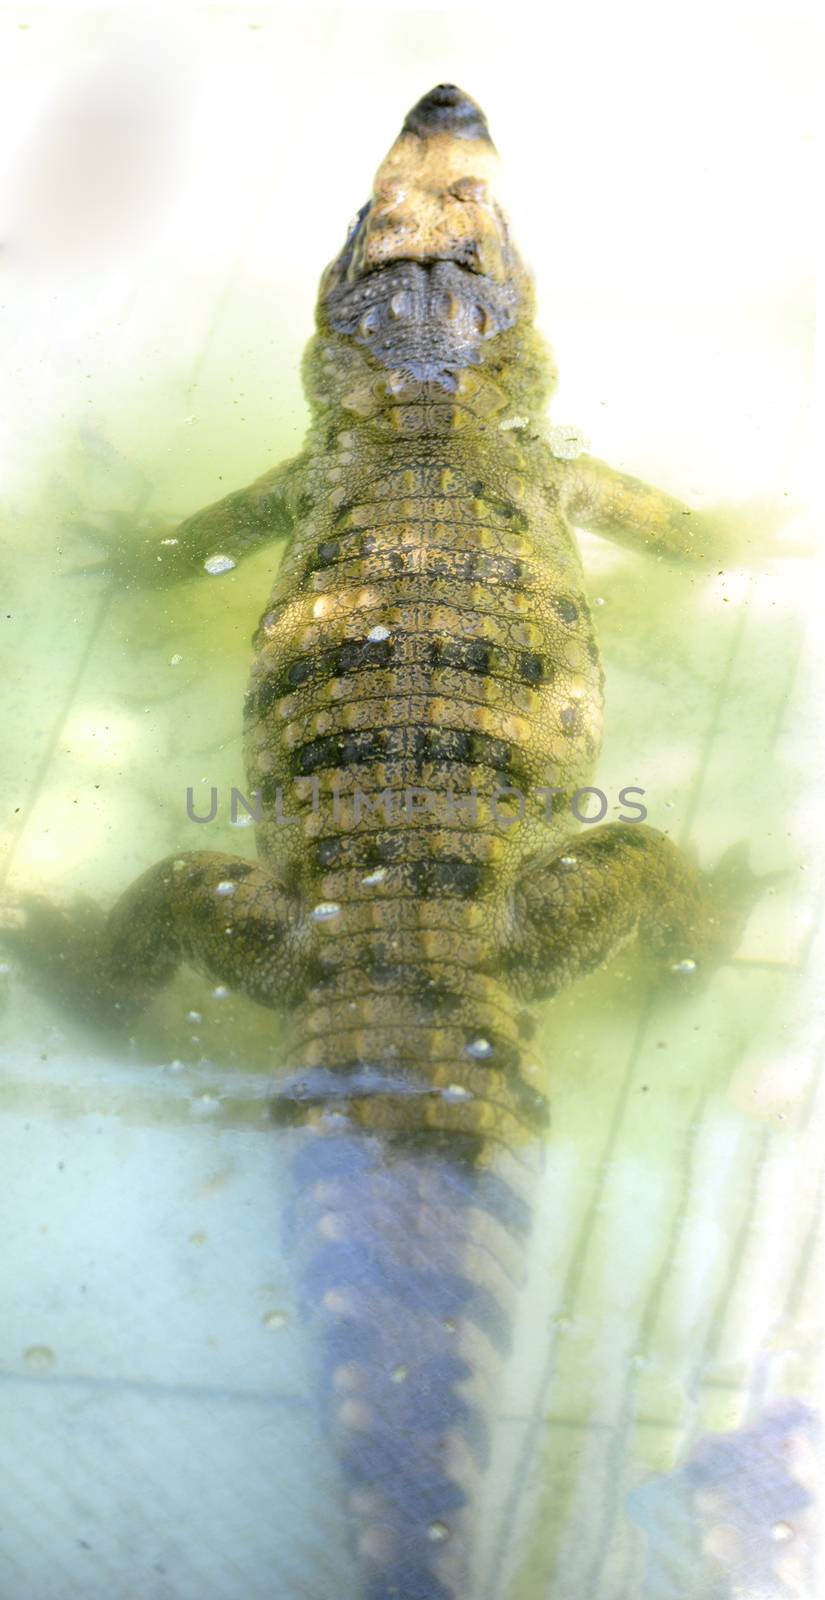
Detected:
[7,85,766,1599]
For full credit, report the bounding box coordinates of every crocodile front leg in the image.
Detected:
[558,451,754,564]
[4,852,306,1025]
[499,823,765,1002]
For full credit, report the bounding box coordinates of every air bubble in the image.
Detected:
[443,1083,473,1101]
[361,867,387,886]
[169,653,183,666]
[263,1310,288,1331]
[670,958,697,975]
[770,1521,794,1543]
[311,902,341,921]
[191,1093,221,1117]
[204,554,236,575]
[465,1037,493,1060]
[547,423,589,460]
[559,855,577,867]
[366,625,390,642]
[427,1522,450,1543]
[186,1010,202,1024]
[212,984,231,1000]
[215,881,236,897]
[390,1365,408,1383]
[24,1345,55,1371]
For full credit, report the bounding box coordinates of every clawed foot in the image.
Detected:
[63,508,189,589]
[0,892,131,1027]
[700,495,812,567]
[663,843,787,991]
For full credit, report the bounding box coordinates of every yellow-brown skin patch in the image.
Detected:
[358,129,507,280]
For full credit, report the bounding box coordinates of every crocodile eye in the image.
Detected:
[450,177,488,203]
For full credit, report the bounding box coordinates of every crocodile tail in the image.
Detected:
[284,1123,535,1599]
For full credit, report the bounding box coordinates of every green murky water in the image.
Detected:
[0,8,819,1599]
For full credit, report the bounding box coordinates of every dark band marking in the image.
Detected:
[552,595,579,625]
[334,637,394,673]
[315,837,344,868]
[360,833,406,866]
[244,683,271,719]
[247,639,396,717]
[406,857,490,898]
[291,729,386,775]
[247,621,568,721]
[286,658,313,688]
[429,637,493,675]
[301,546,528,590]
[289,723,530,781]
[466,481,529,530]
[245,655,314,718]
[519,650,551,685]
[312,828,497,872]
[424,727,529,782]
[420,550,524,585]
[347,965,465,1014]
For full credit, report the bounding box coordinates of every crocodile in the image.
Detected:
[8,85,765,1600]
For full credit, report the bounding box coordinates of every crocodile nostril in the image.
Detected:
[428,84,464,104]
[402,84,492,142]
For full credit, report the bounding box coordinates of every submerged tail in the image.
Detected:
[284,1121,536,1600]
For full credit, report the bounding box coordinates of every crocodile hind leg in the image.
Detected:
[3,852,304,1025]
[499,822,766,1001]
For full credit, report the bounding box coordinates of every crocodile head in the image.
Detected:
[345,84,514,283]
[318,85,535,382]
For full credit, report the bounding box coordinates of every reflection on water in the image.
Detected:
[628,1400,817,1600]
[0,9,819,1600]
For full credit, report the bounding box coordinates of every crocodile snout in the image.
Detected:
[402,84,491,143]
